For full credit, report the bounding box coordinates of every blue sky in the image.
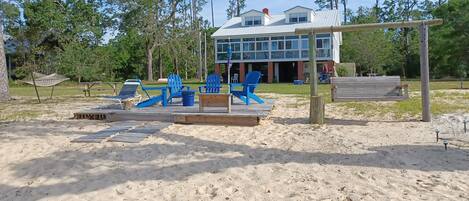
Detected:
[200,0,376,27]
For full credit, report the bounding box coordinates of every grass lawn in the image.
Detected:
[7,80,468,120]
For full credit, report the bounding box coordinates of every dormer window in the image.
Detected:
[289,13,308,23]
[245,16,262,26]
[284,6,314,24]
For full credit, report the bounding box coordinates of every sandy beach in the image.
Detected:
[1,94,469,201]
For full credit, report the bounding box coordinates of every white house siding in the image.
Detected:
[333,32,341,63]
[212,7,341,83]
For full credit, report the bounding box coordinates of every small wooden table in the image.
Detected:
[80,82,119,97]
[198,94,231,113]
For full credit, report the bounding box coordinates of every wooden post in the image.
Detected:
[31,72,41,103]
[50,86,55,99]
[309,33,318,96]
[419,24,431,122]
[309,32,324,124]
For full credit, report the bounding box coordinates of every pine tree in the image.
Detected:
[226,0,246,19]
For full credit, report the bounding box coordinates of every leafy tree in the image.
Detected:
[226,0,245,19]
[109,30,147,80]
[430,0,469,79]
[314,0,338,10]
[379,0,423,78]
[341,7,395,75]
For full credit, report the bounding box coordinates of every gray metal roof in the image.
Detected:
[212,9,340,38]
[283,6,313,13]
[240,9,264,16]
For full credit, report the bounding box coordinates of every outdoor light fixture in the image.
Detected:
[443,140,448,151]
[435,129,440,142]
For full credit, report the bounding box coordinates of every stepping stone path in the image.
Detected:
[72,121,170,143]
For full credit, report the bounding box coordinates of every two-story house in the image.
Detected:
[212,6,341,83]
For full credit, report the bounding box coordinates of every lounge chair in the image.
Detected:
[199,74,222,93]
[229,71,264,105]
[167,74,191,103]
[105,79,141,108]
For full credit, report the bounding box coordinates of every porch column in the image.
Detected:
[267,62,274,83]
[297,61,305,81]
[239,63,245,83]
[215,63,221,75]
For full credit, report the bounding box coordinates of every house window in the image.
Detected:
[271,36,285,59]
[242,38,256,60]
[255,37,269,60]
[245,16,262,26]
[299,34,332,59]
[289,13,308,23]
[216,38,241,61]
[285,36,299,59]
[316,35,331,58]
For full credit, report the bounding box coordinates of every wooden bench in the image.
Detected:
[198,94,231,113]
[331,76,409,102]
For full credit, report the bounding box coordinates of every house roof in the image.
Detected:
[240,9,264,16]
[284,6,313,13]
[212,9,340,38]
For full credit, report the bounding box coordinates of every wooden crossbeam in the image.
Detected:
[295,19,443,34]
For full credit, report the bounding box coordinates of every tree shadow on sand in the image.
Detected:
[271,117,421,126]
[2,132,469,200]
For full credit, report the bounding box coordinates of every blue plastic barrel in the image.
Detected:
[182,90,196,106]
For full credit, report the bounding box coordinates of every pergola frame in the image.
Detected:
[295,19,444,124]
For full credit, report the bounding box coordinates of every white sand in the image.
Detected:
[1,95,469,201]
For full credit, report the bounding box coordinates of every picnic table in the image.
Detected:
[80,82,119,97]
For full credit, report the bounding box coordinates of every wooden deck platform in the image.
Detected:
[74,99,274,126]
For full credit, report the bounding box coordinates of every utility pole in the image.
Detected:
[198,31,203,82]
[211,0,215,27]
[204,32,208,80]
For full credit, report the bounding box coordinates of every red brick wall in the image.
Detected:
[297,61,305,81]
[239,63,245,83]
[267,62,274,83]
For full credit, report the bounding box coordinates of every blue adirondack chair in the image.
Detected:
[230,71,264,105]
[167,73,190,103]
[199,74,222,93]
[128,79,168,108]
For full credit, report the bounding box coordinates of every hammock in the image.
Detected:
[19,72,70,102]
[20,72,70,87]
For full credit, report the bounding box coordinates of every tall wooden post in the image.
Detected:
[198,31,203,82]
[309,32,324,124]
[419,24,431,122]
[204,32,208,80]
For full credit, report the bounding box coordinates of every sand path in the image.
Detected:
[0,95,468,200]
